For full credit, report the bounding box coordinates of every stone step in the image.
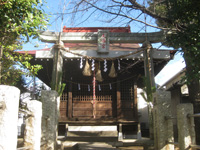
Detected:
[64,136,118,142]
[66,125,118,138]
[77,142,118,150]
[67,131,118,137]
[68,125,117,131]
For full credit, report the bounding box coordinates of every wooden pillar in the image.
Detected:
[51,32,63,91]
[134,83,138,120]
[143,41,155,92]
[143,41,155,140]
[117,80,122,119]
[68,81,72,119]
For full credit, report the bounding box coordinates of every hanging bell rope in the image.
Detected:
[104,59,108,72]
[109,61,117,78]
[82,59,92,76]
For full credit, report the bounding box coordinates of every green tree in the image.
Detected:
[148,0,200,143]
[0,0,48,84]
[148,0,200,82]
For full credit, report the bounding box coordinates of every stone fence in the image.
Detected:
[153,90,200,150]
[1,86,199,150]
[0,85,60,150]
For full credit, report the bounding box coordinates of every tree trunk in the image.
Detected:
[0,45,3,84]
[148,103,154,140]
[184,52,200,144]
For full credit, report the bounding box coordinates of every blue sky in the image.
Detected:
[23,0,185,86]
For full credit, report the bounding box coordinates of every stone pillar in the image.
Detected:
[177,104,196,150]
[41,90,60,150]
[24,100,42,150]
[153,90,174,150]
[118,123,123,141]
[0,85,20,150]
[137,123,142,139]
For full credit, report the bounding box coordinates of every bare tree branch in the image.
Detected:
[81,0,169,30]
[128,0,172,23]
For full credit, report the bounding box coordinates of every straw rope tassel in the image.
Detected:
[82,59,92,76]
[96,62,103,82]
[109,61,117,78]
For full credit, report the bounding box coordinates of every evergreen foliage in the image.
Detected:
[0,0,48,85]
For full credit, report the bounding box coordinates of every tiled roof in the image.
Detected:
[17,48,50,55]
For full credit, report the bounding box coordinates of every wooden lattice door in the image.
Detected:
[60,93,68,121]
[120,79,137,120]
[72,79,116,119]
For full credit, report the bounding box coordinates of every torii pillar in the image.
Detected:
[51,32,63,91]
[142,41,155,140]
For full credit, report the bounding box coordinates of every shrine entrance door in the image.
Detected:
[72,79,117,119]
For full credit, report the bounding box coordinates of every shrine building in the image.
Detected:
[19,26,175,139]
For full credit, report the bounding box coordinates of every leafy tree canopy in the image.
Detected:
[0,0,48,85]
[148,0,200,82]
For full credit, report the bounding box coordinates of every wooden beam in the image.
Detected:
[36,49,172,60]
[39,31,166,44]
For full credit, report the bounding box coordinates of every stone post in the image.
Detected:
[153,90,174,150]
[23,100,42,150]
[41,90,60,150]
[177,104,196,150]
[118,123,123,141]
[0,85,20,150]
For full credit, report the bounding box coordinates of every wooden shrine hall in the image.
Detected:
[19,26,175,138]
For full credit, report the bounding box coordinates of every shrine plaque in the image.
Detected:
[97,30,109,53]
